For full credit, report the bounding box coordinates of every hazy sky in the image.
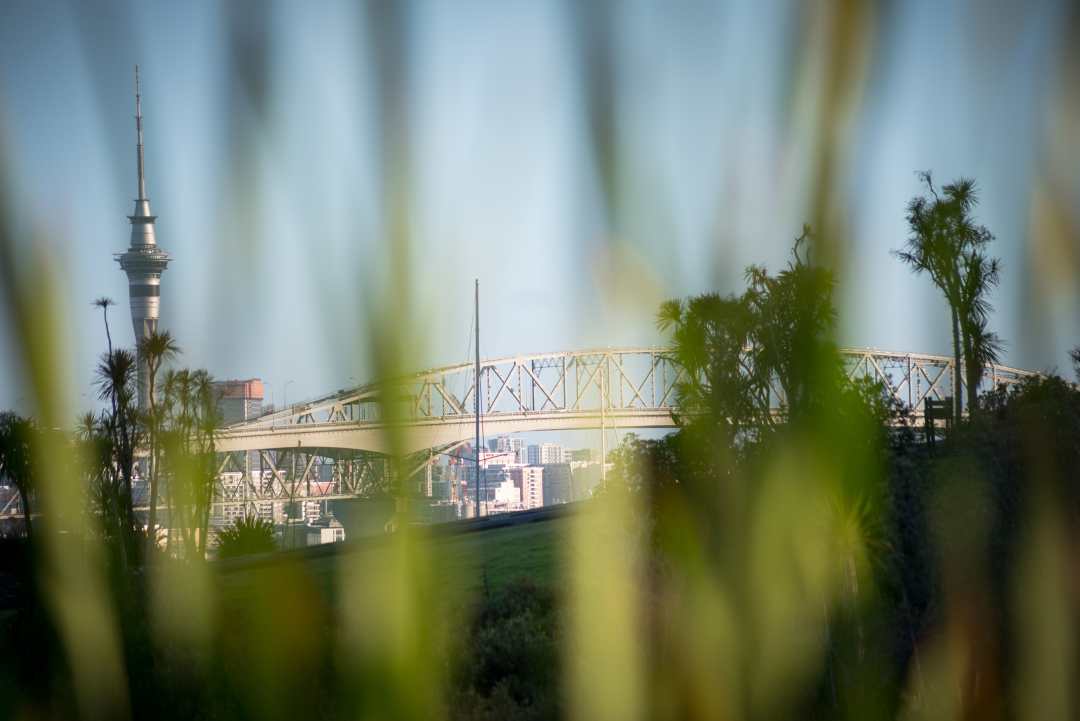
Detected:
[0,0,1076,416]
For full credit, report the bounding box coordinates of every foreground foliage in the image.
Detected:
[215,514,277,559]
[0,217,1075,719]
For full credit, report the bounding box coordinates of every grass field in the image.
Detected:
[215,508,571,616]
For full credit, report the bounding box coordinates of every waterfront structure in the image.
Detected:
[115,66,170,409]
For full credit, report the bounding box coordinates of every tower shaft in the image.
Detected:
[116,65,170,409]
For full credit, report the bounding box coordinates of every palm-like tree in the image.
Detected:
[958,252,1003,413]
[93,297,116,355]
[895,173,998,425]
[95,348,141,559]
[75,411,98,441]
[138,330,181,554]
[962,317,1004,412]
[657,293,762,429]
[658,230,840,431]
[158,366,220,558]
[159,368,186,552]
[744,231,840,423]
[0,412,36,538]
[189,370,219,558]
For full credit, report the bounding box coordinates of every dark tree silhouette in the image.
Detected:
[957,248,1003,414]
[215,513,276,559]
[895,172,1001,423]
[0,412,36,538]
[743,227,840,423]
[658,228,839,430]
[93,296,116,356]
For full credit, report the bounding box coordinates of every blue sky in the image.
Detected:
[0,0,1077,417]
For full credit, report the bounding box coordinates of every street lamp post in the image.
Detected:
[284,380,295,411]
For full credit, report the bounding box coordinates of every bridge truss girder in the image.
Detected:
[208,347,1040,505]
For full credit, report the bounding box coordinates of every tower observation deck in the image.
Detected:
[115,66,170,409]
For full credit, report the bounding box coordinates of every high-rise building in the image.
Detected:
[527,444,540,466]
[541,463,572,506]
[115,67,170,410]
[539,442,563,465]
[213,379,265,425]
[510,437,527,464]
[522,466,544,510]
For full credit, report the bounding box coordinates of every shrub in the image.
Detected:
[215,514,276,559]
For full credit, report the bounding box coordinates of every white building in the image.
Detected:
[522,466,544,509]
[539,442,563,465]
[305,516,345,546]
[510,437,527,464]
[493,476,521,506]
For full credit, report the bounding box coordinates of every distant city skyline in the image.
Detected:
[1,0,1077,417]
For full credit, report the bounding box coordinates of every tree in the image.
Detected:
[895,172,1000,423]
[215,513,276,559]
[957,248,1003,414]
[137,330,180,555]
[0,412,36,538]
[93,297,116,355]
[657,293,762,430]
[158,368,220,559]
[1070,345,1079,381]
[743,227,840,423]
[658,228,839,431]
[961,314,1004,414]
[94,348,142,562]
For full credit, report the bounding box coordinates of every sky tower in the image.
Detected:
[116,66,170,409]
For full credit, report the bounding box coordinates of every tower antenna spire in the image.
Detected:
[135,64,147,201]
[117,65,169,411]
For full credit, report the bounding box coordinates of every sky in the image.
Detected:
[0,0,1077,418]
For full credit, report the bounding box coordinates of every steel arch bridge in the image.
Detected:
[219,346,1038,453]
[207,347,1039,508]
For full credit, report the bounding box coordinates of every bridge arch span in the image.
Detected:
[216,346,1039,455]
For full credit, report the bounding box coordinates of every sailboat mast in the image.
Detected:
[474,279,481,519]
